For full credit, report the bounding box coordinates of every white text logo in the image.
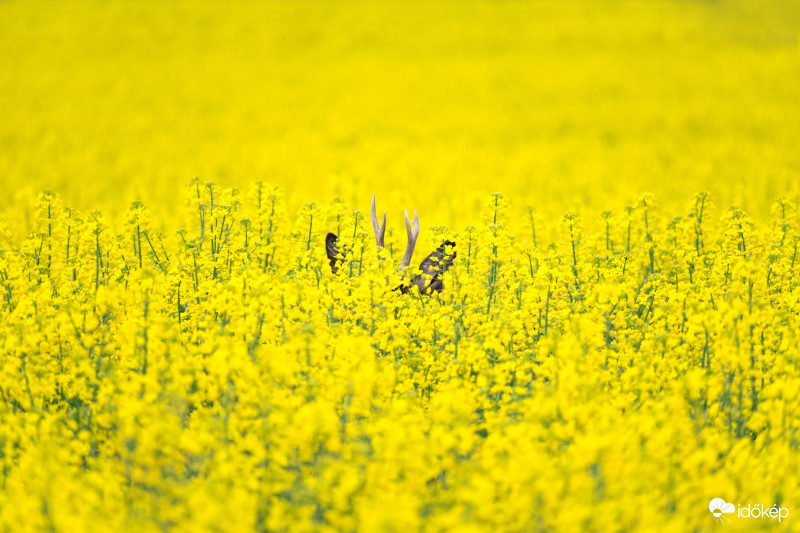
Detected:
[709,498,789,525]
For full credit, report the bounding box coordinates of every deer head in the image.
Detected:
[326,194,456,294]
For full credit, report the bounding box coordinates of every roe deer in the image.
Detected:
[326,194,456,294]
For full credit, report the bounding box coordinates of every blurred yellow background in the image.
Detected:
[1,0,798,229]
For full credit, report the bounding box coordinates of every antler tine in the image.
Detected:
[400,208,420,268]
[371,193,386,247]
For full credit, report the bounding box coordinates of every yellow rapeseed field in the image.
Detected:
[1,1,799,531]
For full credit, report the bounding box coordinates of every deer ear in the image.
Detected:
[441,240,456,267]
[428,241,456,270]
[325,233,341,274]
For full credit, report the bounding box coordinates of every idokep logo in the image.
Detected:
[709,498,789,525]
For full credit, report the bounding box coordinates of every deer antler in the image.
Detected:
[371,194,386,248]
[400,208,420,268]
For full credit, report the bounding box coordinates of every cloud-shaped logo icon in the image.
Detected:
[709,498,735,524]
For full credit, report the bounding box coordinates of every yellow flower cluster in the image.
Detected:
[1,183,798,531]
